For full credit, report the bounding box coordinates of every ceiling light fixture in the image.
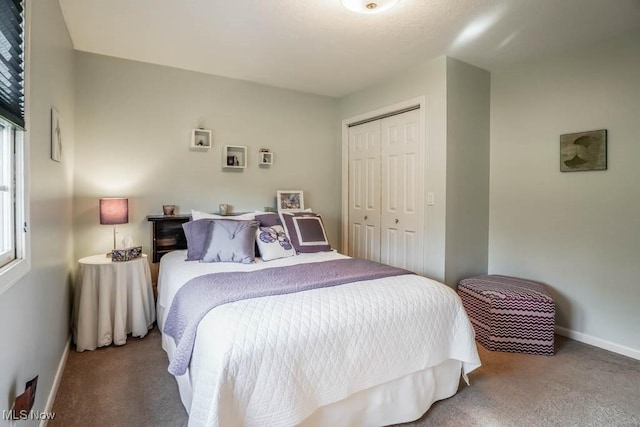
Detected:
[341,0,400,14]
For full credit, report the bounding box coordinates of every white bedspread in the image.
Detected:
[158,250,480,427]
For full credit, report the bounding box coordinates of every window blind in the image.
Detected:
[0,0,24,129]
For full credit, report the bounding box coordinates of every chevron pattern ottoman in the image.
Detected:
[457,275,555,355]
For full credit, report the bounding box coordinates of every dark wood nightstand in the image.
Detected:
[146,214,191,263]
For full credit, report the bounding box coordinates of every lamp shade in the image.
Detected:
[99,198,129,225]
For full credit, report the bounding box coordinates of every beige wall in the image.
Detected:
[0,1,75,425]
[489,30,640,356]
[73,53,340,261]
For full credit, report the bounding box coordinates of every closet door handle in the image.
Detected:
[395,218,399,224]
[364,215,368,220]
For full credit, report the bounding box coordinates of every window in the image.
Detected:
[0,121,16,267]
[0,0,28,295]
[0,0,25,127]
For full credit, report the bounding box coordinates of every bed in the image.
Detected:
[156,212,480,426]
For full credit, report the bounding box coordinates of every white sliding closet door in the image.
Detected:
[380,109,422,271]
[348,120,381,262]
[347,108,423,271]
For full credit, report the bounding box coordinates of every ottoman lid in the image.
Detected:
[458,275,553,302]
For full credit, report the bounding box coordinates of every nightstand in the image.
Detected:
[72,254,156,352]
[146,214,191,263]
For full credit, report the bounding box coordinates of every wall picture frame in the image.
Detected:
[51,107,62,162]
[277,190,304,212]
[560,129,607,172]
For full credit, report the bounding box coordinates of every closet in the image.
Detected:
[347,108,423,272]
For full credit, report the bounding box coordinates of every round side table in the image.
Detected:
[72,254,155,352]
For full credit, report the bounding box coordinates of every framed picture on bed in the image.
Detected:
[277,190,304,212]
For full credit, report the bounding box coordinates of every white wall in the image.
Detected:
[0,1,75,425]
[73,53,340,262]
[490,30,640,357]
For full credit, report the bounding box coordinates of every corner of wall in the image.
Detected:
[443,58,491,285]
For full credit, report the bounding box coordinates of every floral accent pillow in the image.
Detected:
[255,225,296,261]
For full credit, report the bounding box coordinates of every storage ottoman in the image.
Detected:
[457,275,555,355]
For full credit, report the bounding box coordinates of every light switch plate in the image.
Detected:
[427,192,435,206]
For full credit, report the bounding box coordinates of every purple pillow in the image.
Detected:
[279,212,332,253]
[201,220,259,264]
[182,219,215,261]
[255,213,282,227]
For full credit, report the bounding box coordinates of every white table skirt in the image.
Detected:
[73,254,156,352]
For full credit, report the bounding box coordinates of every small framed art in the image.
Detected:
[51,107,62,162]
[277,190,304,212]
[560,129,607,172]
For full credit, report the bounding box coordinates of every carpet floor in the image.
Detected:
[50,327,640,426]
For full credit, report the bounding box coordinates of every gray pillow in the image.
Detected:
[201,219,259,263]
[183,219,215,261]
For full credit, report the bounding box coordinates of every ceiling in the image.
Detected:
[58,0,640,98]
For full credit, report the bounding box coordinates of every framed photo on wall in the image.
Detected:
[51,107,62,162]
[560,129,607,172]
[277,190,304,212]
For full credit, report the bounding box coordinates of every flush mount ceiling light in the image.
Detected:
[341,0,400,14]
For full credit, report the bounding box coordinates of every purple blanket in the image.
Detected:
[164,258,412,376]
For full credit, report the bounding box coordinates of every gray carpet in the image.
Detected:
[51,327,640,426]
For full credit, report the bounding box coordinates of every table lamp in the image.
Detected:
[99,198,128,255]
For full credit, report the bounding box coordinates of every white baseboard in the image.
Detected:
[40,337,71,427]
[555,326,640,361]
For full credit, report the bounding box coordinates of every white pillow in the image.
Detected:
[191,209,256,221]
[255,225,296,261]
